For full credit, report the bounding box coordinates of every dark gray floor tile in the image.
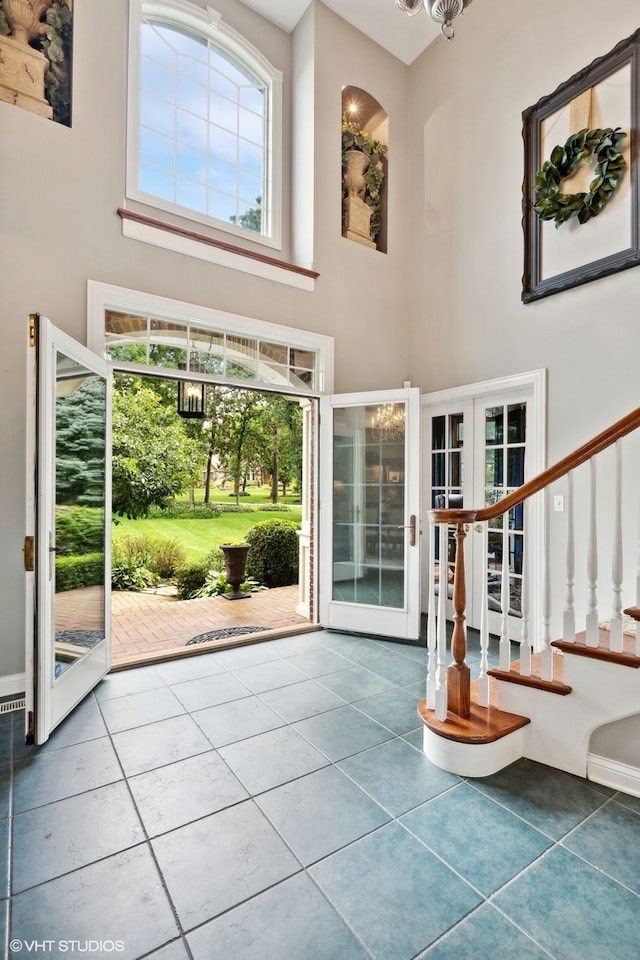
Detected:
[258,679,346,723]
[37,694,107,752]
[495,845,640,960]
[614,790,640,815]
[367,654,429,686]
[230,659,308,694]
[12,781,144,892]
[317,665,396,702]
[218,726,329,794]
[188,873,370,960]
[339,737,459,817]
[469,758,610,839]
[263,633,325,657]
[0,819,8,900]
[402,782,552,895]
[154,653,228,684]
[309,822,481,960]
[94,664,165,701]
[354,686,423,735]
[169,672,252,712]
[563,799,640,893]
[293,705,393,761]
[13,738,122,813]
[211,644,278,669]
[256,765,389,865]
[152,801,300,929]
[282,647,353,678]
[146,941,191,960]
[0,899,7,960]
[193,695,284,747]
[419,903,551,959]
[0,768,9,821]
[112,713,212,777]
[10,845,178,959]
[129,750,248,836]
[99,685,185,733]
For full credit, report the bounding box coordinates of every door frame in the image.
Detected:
[421,369,547,644]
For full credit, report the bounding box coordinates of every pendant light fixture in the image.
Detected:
[394,0,472,40]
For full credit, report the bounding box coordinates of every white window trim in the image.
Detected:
[126,0,283,251]
[87,280,335,396]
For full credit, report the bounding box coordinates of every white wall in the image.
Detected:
[0,0,411,681]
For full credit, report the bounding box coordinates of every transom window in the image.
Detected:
[128,1,282,247]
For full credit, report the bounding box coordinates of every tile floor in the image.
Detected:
[2,629,640,959]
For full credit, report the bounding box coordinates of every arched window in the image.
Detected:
[127,1,282,248]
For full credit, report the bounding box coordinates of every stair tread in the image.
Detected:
[488,650,571,695]
[552,629,640,668]
[418,696,530,745]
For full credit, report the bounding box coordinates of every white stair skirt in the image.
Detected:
[422,725,526,778]
[587,753,640,798]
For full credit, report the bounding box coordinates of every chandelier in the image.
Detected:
[394,0,472,41]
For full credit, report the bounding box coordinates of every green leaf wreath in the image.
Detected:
[533,126,627,228]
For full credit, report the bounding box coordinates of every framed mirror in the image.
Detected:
[522,29,640,303]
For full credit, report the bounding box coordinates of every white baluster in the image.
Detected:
[585,457,599,647]
[477,521,489,707]
[519,500,531,676]
[609,440,623,653]
[435,522,448,721]
[426,519,437,706]
[540,487,553,681]
[499,516,511,670]
[562,471,576,642]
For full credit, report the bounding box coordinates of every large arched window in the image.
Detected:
[127,1,282,248]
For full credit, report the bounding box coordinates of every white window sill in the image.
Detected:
[118,208,318,292]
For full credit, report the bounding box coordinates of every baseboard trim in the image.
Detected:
[0,673,25,700]
[587,752,640,798]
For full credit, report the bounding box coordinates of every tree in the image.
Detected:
[111,378,201,518]
[56,378,106,506]
[256,395,303,502]
[230,197,262,233]
[213,389,265,504]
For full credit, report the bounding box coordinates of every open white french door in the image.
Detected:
[319,387,422,641]
[25,316,111,744]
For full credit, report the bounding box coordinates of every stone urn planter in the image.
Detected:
[0,0,54,119]
[221,543,251,600]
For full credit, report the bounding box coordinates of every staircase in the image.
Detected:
[418,407,640,795]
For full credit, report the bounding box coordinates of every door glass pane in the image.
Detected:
[332,403,405,607]
[483,403,526,618]
[54,354,107,678]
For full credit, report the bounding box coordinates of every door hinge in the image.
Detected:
[23,535,35,572]
[29,313,38,348]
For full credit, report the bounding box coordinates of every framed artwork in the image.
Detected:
[522,29,640,303]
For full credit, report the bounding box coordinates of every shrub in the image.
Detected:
[148,504,221,520]
[245,519,299,588]
[174,548,223,599]
[148,538,187,578]
[55,506,104,555]
[55,553,105,592]
[194,572,266,598]
[111,536,157,591]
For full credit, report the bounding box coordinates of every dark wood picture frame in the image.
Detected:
[522,30,640,303]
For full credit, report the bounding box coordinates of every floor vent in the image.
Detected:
[0,697,25,714]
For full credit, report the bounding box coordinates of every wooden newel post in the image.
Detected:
[447,521,471,717]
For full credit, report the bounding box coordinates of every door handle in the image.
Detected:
[398,514,416,547]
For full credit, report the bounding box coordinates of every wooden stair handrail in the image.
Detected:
[428,405,640,524]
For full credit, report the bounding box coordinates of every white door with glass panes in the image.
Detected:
[25,316,111,745]
[422,373,545,642]
[319,388,422,640]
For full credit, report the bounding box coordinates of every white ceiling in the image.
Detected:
[236,0,442,65]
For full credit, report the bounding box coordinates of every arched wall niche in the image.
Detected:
[341,85,389,254]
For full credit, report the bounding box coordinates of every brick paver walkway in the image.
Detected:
[55,585,310,666]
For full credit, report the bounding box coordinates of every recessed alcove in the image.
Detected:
[341,85,388,254]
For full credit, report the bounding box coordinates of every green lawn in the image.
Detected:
[112,508,302,563]
[174,485,301,506]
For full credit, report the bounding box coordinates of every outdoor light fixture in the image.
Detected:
[177,362,206,419]
[394,0,472,40]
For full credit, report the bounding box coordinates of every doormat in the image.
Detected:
[186,626,268,646]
